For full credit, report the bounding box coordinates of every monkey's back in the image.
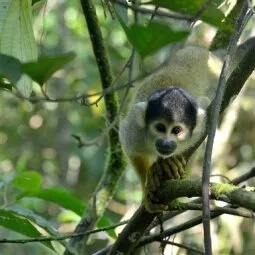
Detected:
[133,46,222,104]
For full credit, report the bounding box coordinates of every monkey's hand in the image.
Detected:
[144,156,186,213]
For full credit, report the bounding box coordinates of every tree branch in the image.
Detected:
[201,2,248,254]
[0,220,128,244]
[64,1,127,254]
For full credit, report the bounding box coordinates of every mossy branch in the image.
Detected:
[158,180,255,211]
[64,1,126,254]
[109,177,255,254]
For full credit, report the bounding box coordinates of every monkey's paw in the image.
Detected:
[144,155,187,213]
[158,156,186,180]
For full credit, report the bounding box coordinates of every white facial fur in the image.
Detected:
[147,120,191,158]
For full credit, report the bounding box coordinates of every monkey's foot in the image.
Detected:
[144,193,168,213]
[144,162,169,213]
[158,156,186,180]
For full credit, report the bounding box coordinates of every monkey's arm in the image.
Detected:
[130,155,150,189]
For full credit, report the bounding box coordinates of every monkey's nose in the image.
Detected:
[155,139,177,155]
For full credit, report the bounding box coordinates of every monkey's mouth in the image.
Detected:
[155,139,177,156]
[157,148,173,156]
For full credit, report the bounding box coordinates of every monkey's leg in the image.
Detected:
[130,156,169,212]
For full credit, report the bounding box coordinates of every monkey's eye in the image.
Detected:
[171,126,183,135]
[155,123,166,133]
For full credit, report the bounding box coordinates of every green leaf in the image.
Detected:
[57,210,81,223]
[18,188,85,216]
[32,0,47,16]
[0,54,21,84]
[97,216,117,239]
[152,0,230,30]
[12,171,42,191]
[120,20,189,58]
[7,206,58,236]
[32,0,43,5]
[0,209,54,251]
[0,0,38,96]
[21,52,76,86]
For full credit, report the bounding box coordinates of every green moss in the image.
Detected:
[211,183,237,198]
[169,200,188,210]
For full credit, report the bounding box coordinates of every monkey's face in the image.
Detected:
[144,87,198,157]
[146,120,191,157]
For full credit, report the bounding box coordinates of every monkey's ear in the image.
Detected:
[133,101,147,127]
[197,107,206,119]
[198,96,210,110]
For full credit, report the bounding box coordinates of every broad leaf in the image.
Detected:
[0,209,54,251]
[18,188,85,216]
[0,53,21,85]
[0,0,38,96]
[152,0,230,30]
[7,206,58,236]
[12,171,42,191]
[21,52,76,86]
[120,20,189,58]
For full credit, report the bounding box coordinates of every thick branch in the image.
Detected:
[109,179,255,254]
[65,1,126,254]
[158,180,255,211]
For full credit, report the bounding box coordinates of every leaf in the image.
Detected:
[0,54,22,84]
[18,188,85,216]
[12,171,42,191]
[32,0,43,5]
[32,0,47,16]
[21,52,76,86]
[152,0,230,30]
[119,20,189,58]
[57,210,81,223]
[0,209,54,251]
[7,206,58,236]
[0,0,38,96]
[97,216,117,239]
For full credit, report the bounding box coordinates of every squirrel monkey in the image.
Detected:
[119,46,225,213]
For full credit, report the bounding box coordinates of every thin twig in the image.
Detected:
[178,203,255,219]
[202,2,248,254]
[138,204,238,248]
[0,220,128,244]
[161,240,204,254]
